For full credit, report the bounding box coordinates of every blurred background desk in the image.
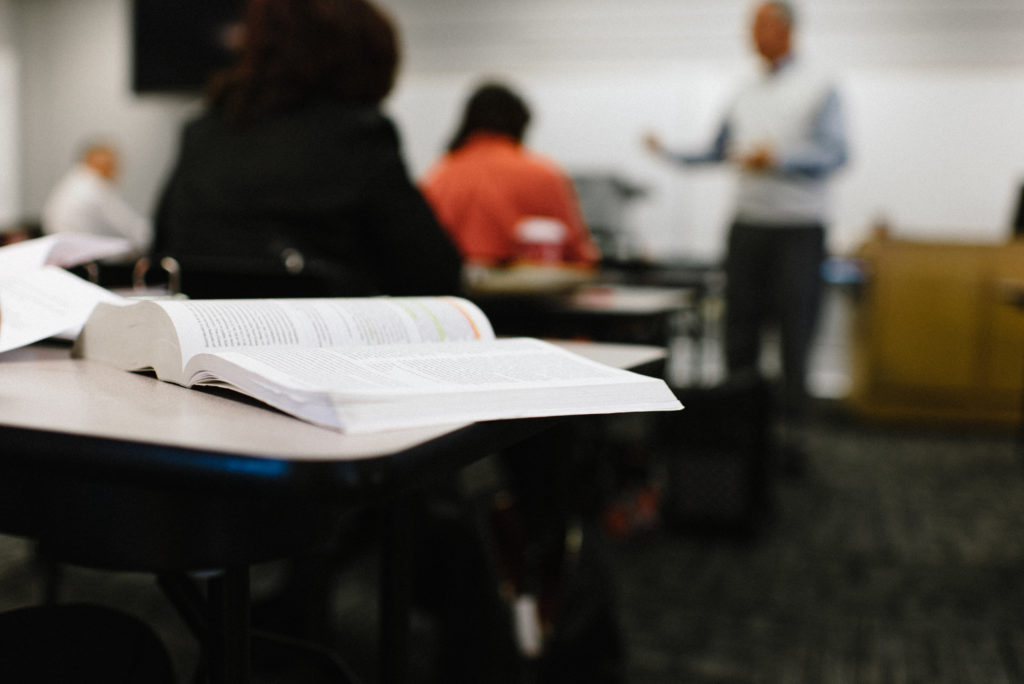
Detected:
[847,237,1024,428]
[468,260,723,386]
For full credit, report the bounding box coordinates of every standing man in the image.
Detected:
[646,1,848,467]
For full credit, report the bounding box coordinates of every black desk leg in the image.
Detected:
[207,567,252,684]
[159,569,252,684]
[380,499,412,684]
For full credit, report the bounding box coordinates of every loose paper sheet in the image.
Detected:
[0,266,125,353]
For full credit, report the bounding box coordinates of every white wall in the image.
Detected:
[379,0,1024,259]
[13,0,201,224]
[12,0,1024,261]
[0,0,19,225]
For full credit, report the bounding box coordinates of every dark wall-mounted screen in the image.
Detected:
[132,0,244,93]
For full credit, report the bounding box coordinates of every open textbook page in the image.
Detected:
[75,296,681,433]
[185,339,681,433]
[74,296,495,384]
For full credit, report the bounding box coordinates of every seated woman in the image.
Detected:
[420,82,600,295]
[154,0,461,299]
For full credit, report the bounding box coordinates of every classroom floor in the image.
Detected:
[614,404,1024,684]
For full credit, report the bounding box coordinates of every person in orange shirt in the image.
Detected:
[421,82,600,272]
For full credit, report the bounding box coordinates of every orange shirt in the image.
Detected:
[421,133,600,267]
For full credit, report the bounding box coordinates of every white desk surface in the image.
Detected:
[561,283,696,314]
[0,341,666,462]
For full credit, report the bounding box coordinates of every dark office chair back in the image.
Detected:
[1012,183,1024,238]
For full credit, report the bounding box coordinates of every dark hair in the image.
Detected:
[208,0,399,122]
[447,82,531,152]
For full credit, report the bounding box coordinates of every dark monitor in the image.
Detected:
[132,0,244,93]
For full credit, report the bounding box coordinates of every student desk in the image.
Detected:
[0,340,665,684]
[471,281,702,382]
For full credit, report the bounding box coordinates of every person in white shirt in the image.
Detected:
[42,142,152,255]
[646,1,848,470]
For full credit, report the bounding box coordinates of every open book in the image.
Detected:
[74,296,681,433]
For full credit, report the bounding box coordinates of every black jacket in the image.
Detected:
[154,100,461,298]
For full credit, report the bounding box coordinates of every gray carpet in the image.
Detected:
[615,410,1024,684]
[1,405,1023,683]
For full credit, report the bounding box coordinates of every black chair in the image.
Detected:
[0,603,176,683]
